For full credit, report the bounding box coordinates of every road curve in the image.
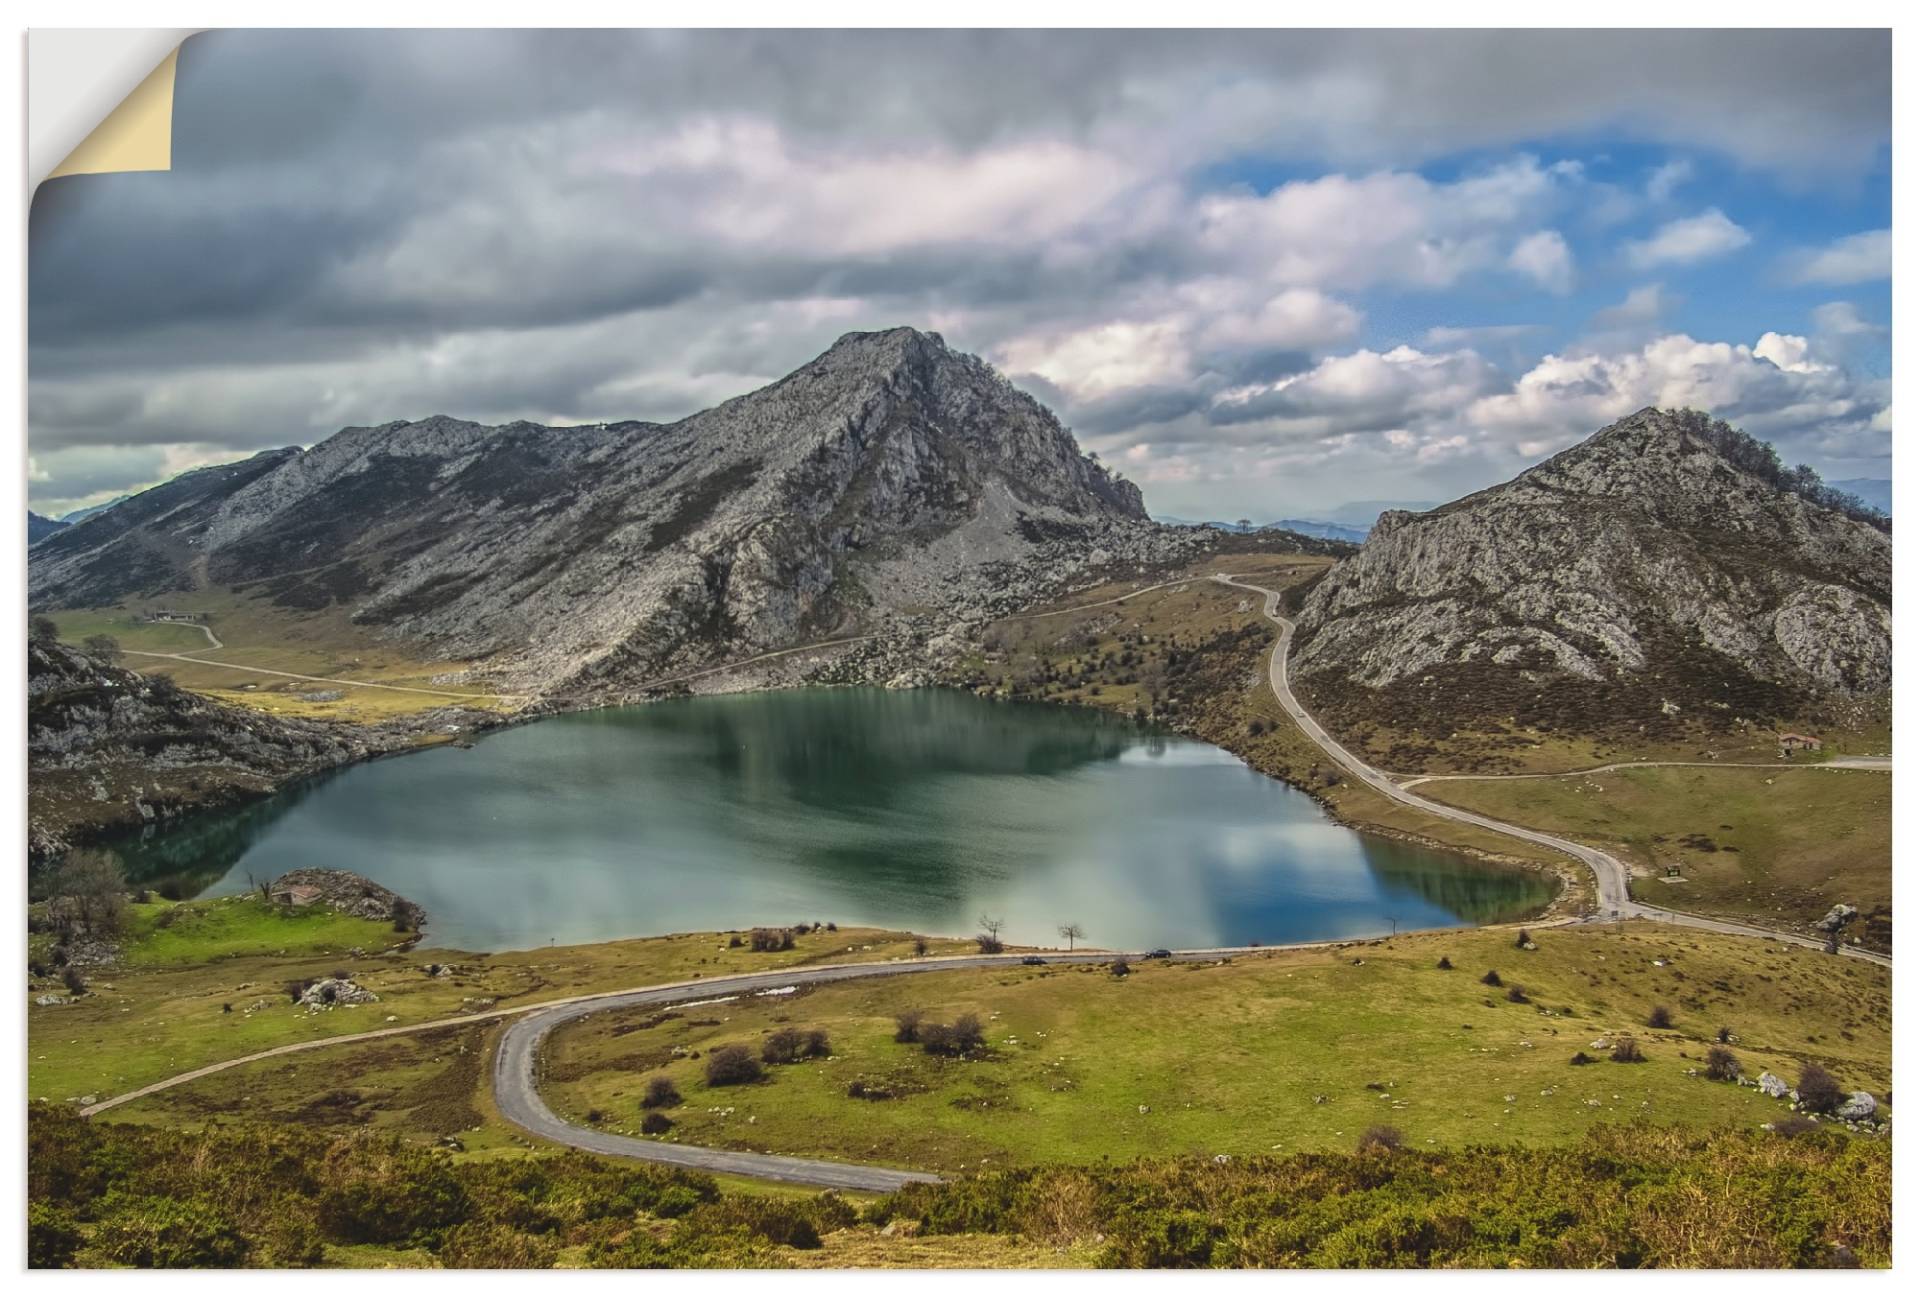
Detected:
[1211,574,1889,968]
[492,944,1349,1190]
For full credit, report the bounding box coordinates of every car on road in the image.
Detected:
[1143,948,1172,960]
[1021,955,1047,966]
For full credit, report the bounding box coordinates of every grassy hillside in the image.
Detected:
[27,895,973,1106]
[533,923,1889,1175]
[1418,767,1891,946]
[43,594,513,721]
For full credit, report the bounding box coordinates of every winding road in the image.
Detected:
[1210,574,1890,967]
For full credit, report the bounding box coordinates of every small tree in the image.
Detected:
[976,916,1006,954]
[1480,969,1503,987]
[30,615,58,644]
[1057,922,1085,951]
[1435,955,1453,970]
[1610,1036,1646,1063]
[639,1112,674,1136]
[1647,1004,1674,1029]
[641,1076,681,1109]
[81,634,122,664]
[893,1010,924,1044]
[1704,1046,1741,1082]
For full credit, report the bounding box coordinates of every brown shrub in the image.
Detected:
[704,1045,763,1086]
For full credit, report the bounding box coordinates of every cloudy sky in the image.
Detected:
[29,28,1891,522]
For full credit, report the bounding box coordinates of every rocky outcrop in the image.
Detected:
[1815,903,1859,933]
[298,977,379,1010]
[269,868,420,924]
[1758,1072,1789,1099]
[1291,409,1891,748]
[26,639,484,857]
[28,329,1164,701]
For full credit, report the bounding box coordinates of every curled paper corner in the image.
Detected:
[31,30,197,186]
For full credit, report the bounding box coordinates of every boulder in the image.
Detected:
[1758,1072,1789,1098]
[1836,1092,1878,1121]
[1816,903,1858,933]
[299,977,379,1009]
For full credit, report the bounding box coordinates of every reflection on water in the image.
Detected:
[105,688,1555,951]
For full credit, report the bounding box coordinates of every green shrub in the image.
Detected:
[438,1221,560,1268]
[27,1202,83,1269]
[94,1194,251,1268]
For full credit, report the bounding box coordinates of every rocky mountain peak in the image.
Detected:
[28,329,1166,699]
[1290,407,1891,761]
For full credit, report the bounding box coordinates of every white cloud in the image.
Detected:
[1193,156,1566,292]
[1787,229,1891,285]
[1811,300,1885,340]
[1508,230,1574,293]
[1592,283,1676,328]
[1103,327,1889,518]
[1623,208,1752,268]
[1645,158,1693,203]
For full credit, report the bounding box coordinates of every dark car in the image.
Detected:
[1021,955,1047,966]
[1143,948,1173,960]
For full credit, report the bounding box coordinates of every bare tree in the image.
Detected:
[978,915,1004,940]
[1057,922,1085,951]
[46,849,129,938]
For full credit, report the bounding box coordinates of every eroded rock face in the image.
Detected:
[1291,408,1891,737]
[27,329,1163,701]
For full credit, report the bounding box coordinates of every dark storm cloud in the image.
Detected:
[26,28,1891,516]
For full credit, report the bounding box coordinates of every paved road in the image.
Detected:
[1210,575,1890,968]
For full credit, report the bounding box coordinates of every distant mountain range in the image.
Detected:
[28,329,1196,698]
[27,495,138,546]
[1830,478,1892,516]
[1157,517,1370,544]
[1291,408,1891,761]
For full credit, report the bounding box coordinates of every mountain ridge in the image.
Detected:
[29,329,1183,700]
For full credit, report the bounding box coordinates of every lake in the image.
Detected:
[109,688,1554,952]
